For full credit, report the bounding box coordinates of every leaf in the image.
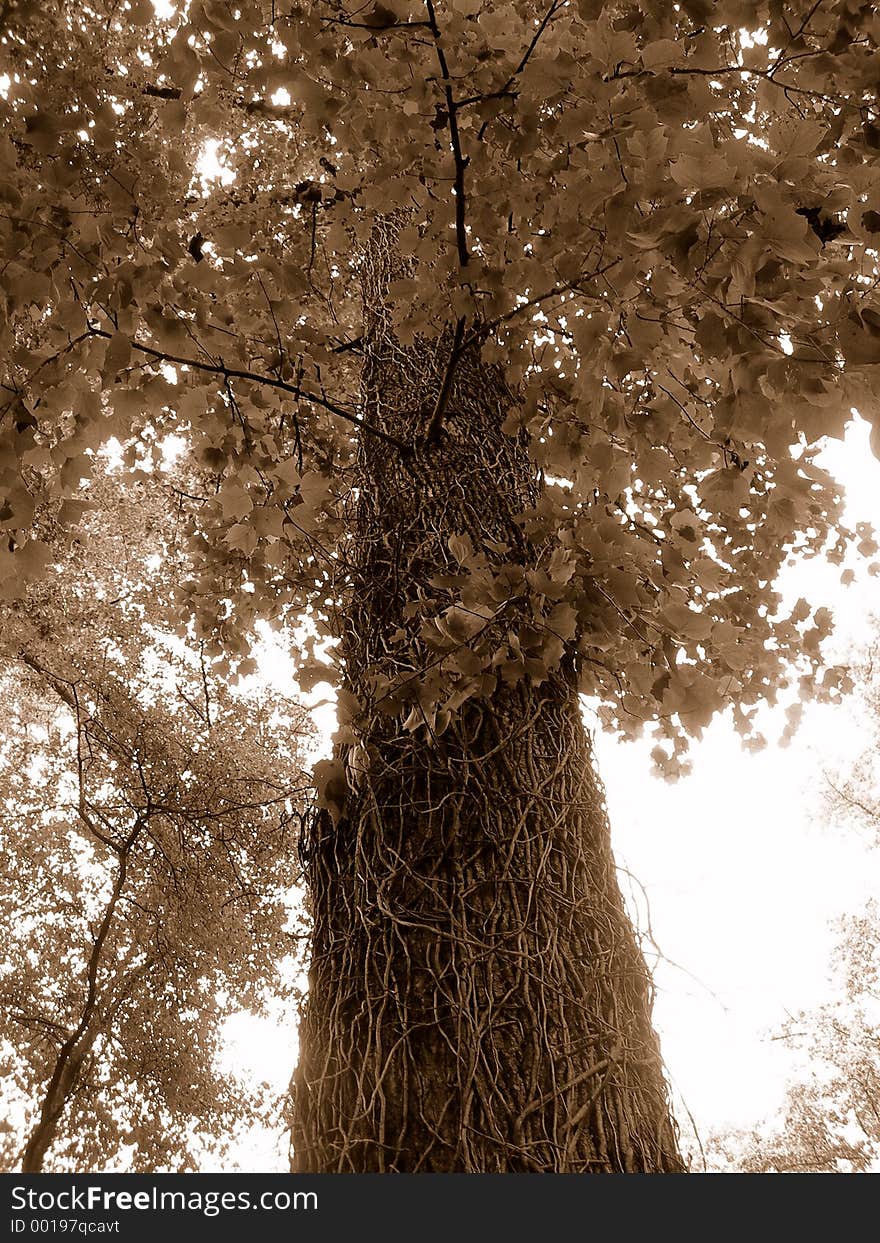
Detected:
[219,484,253,521]
[224,523,259,555]
[447,532,476,565]
[313,758,348,826]
[16,539,53,579]
[274,458,300,488]
[641,40,679,71]
[660,600,712,641]
[297,658,335,693]
[839,309,880,366]
[129,0,155,23]
[548,546,576,585]
[60,455,93,489]
[669,152,729,191]
[544,601,577,642]
[103,332,132,375]
[775,119,826,158]
[335,687,361,727]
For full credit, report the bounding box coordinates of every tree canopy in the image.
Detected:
[712,898,880,1173]
[2,1,879,785]
[0,467,310,1171]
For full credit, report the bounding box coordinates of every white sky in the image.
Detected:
[599,698,880,1155]
[602,414,880,1161]
[218,414,880,1172]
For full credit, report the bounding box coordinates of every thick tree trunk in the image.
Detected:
[291,230,684,1173]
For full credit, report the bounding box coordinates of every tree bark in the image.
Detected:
[290,228,684,1173]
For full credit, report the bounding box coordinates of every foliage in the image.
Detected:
[711,901,880,1173]
[0,468,310,1172]
[1,2,878,783]
[823,635,880,843]
[711,645,880,1173]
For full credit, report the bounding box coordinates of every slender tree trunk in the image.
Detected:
[20,832,133,1172]
[291,228,684,1173]
[21,1046,90,1173]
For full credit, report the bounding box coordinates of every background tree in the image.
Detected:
[1,0,879,1171]
[710,900,880,1173]
[824,636,880,841]
[711,643,880,1173]
[0,469,311,1172]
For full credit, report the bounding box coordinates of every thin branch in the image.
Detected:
[424,315,466,444]
[20,822,140,1172]
[476,0,564,139]
[198,643,213,730]
[424,0,470,267]
[331,335,364,354]
[86,326,410,453]
[464,258,622,348]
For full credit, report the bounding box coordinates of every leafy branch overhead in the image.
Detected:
[1,1,879,771]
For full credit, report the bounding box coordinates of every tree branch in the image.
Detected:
[424,0,470,267]
[424,315,466,445]
[463,258,622,348]
[20,824,139,1172]
[476,1,565,140]
[87,327,410,454]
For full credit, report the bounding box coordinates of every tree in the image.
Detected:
[1,0,878,1172]
[823,636,880,842]
[0,470,310,1172]
[712,645,880,1174]
[711,901,880,1173]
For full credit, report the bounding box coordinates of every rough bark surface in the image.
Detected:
[291,226,684,1173]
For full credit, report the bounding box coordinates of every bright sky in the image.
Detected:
[600,415,880,1162]
[215,414,880,1172]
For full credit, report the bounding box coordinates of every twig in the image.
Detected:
[86,326,410,453]
[424,316,466,444]
[476,1,564,140]
[424,0,470,267]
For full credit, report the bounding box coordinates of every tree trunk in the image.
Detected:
[21,1046,89,1173]
[290,228,684,1173]
[20,830,132,1172]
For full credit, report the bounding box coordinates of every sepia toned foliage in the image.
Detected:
[0,470,310,1172]
[713,647,880,1173]
[1,0,879,1170]
[712,901,880,1173]
[3,0,878,753]
[823,637,880,845]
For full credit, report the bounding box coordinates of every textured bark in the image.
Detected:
[291,227,684,1173]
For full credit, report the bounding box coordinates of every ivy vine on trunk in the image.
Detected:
[291,224,682,1171]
